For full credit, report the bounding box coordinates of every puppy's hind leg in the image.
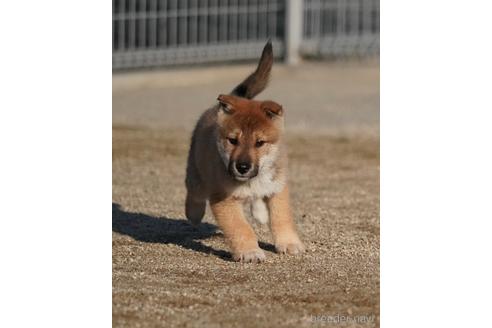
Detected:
[185,168,206,225]
[185,146,206,225]
[185,190,206,226]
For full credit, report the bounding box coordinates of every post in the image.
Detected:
[285,0,303,65]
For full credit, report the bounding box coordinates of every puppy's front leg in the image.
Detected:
[268,186,305,255]
[210,196,265,263]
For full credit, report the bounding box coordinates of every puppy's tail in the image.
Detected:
[231,40,273,99]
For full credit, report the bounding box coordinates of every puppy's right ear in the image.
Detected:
[217,94,235,114]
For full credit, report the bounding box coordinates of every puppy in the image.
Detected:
[185,41,305,262]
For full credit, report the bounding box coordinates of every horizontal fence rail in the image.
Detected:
[112,0,379,70]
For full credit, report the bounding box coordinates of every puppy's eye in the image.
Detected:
[228,138,238,145]
[255,140,265,148]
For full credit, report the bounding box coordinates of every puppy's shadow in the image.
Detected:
[112,203,276,261]
[112,202,231,260]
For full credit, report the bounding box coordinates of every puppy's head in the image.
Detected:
[216,94,284,182]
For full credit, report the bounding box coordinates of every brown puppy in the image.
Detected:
[185,41,305,262]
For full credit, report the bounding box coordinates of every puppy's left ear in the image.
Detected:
[261,101,283,119]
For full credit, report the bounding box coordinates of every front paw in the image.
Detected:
[275,240,305,255]
[233,248,266,263]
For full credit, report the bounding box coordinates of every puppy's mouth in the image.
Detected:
[228,163,258,182]
[233,175,255,182]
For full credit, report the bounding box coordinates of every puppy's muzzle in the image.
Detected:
[229,161,258,181]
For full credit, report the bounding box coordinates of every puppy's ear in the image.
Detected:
[261,101,283,119]
[217,94,236,114]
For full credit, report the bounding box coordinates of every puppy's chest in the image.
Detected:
[230,169,285,199]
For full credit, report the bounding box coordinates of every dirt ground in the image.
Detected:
[112,60,379,327]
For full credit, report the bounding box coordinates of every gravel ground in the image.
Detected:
[113,60,379,327]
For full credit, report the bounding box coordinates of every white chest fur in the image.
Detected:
[231,168,285,199]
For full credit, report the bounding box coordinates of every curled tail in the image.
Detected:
[231,41,273,99]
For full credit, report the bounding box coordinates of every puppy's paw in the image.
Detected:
[233,248,266,263]
[275,240,306,255]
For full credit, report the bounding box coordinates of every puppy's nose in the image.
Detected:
[235,162,251,174]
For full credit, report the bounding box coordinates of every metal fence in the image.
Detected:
[302,0,379,57]
[113,0,379,70]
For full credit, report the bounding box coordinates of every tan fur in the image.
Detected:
[185,42,304,262]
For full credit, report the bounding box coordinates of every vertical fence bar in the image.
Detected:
[179,0,188,46]
[139,0,147,49]
[220,0,228,42]
[314,0,321,39]
[349,0,358,53]
[302,0,308,39]
[112,0,116,49]
[239,0,246,41]
[210,0,218,43]
[198,0,205,44]
[374,0,380,33]
[205,0,209,44]
[229,0,237,42]
[362,0,369,36]
[338,0,346,53]
[150,0,157,48]
[118,0,125,50]
[351,0,359,35]
[129,0,136,50]
[189,0,197,45]
[170,0,177,46]
[286,0,302,64]
[267,1,276,40]
[158,0,167,48]
[307,0,313,38]
[258,1,267,39]
[248,0,257,41]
